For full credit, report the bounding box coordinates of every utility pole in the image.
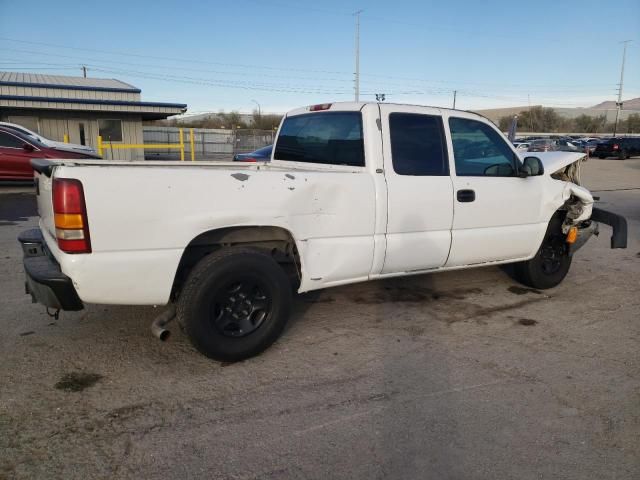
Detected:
[82,65,87,78]
[452,90,457,109]
[251,99,261,118]
[354,9,363,102]
[613,40,632,136]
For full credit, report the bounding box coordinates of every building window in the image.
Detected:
[98,119,123,142]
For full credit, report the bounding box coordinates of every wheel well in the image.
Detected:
[171,226,300,300]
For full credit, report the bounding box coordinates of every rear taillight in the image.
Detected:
[612,144,619,150]
[52,178,91,253]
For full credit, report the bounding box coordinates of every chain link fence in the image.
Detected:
[143,127,275,161]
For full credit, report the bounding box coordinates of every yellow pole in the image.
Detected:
[189,128,195,162]
[179,128,185,161]
[97,135,103,157]
[63,134,69,143]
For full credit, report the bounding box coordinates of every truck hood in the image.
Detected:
[518,151,586,174]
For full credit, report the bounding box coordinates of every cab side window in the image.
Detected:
[0,131,25,149]
[389,113,449,176]
[449,117,517,176]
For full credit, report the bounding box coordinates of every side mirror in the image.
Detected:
[520,156,544,177]
[22,143,35,153]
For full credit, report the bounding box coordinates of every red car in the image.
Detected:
[0,126,101,181]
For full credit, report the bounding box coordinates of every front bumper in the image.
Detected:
[570,221,598,254]
[19,228,84,311]
[591,208,627,249]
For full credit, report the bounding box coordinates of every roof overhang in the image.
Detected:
[0,80,141,94]
[0,95,187,120]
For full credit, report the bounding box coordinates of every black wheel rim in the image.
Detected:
[209,275,272,337]
[540,234,566,275]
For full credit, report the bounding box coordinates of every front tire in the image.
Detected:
[513,216,572,289]
[177,248,292,362]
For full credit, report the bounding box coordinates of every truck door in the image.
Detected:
[443,112,545,267]
[379,105,454,273]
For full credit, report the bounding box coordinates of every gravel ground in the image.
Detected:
[0,158,639,480]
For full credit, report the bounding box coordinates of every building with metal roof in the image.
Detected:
[0,72,187,160]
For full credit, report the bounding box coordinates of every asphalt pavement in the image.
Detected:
[1,159,639,480]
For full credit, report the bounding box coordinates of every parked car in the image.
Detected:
[0,121,98,156]
[233,144,272,162]
[19,102,627,362]
[593,137,640,159]
[528,138,578,153]
[0,126,101,181]
[512,142,530,151]
[582,138,602,155]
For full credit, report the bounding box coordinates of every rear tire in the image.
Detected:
[598,155,606,159]
[513,216,572,290]
[177,247,292,362]
[618,150,627,160]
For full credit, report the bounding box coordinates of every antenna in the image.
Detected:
[82,65,87,78]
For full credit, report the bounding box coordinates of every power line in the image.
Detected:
[2,42,636,99]
[0,37,349,75]
[3,39,632,93]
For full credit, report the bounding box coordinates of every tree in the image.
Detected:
[573,114,607,133]
[217,111,246,129]
[498,116,512,131]
[251,110,283,130]
[623,113,640,133]
[516,106,564,132]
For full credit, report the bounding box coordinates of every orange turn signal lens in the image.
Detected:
[566,226,578,244]
[54,213,84,229]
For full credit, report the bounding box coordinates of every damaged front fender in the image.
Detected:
[562,183,594,228]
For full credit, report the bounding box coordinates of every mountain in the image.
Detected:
[589,97,640,110]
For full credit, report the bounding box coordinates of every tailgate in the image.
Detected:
[34,171,56,240]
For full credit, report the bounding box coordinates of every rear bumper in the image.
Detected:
[591,208,627,249]
[19,228,84,311]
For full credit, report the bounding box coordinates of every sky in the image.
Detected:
[0,0,638,116]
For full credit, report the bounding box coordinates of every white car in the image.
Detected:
[19,102,627,361]
[0,121,98,156]
[513,142,530,151]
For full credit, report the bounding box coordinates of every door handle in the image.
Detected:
[457,189,475,202]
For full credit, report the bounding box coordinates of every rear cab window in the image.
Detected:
[274,112,364,167]
[389,113,449,176]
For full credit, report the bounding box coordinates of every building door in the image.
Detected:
[66,119,94,147]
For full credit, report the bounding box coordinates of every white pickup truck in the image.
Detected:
[20,102,627,361]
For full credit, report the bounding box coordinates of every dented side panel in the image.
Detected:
[49,164,377,302]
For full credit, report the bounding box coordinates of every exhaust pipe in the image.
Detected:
[151,305,176,341]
